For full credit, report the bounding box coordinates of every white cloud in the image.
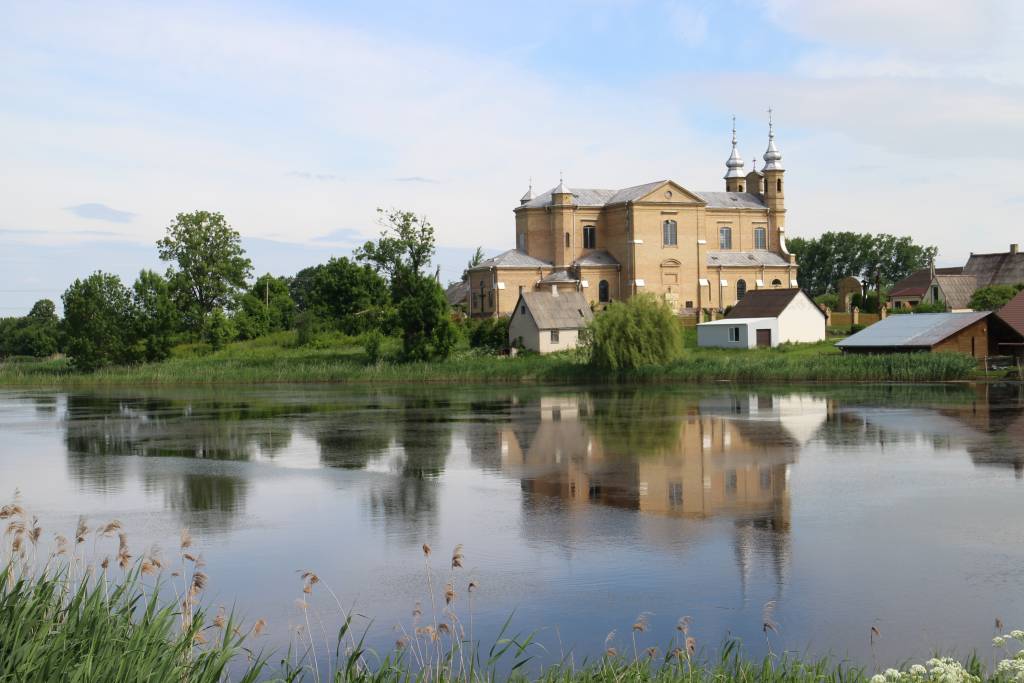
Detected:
[668,1,709,47]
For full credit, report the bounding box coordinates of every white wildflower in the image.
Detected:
[870,675,887,683]
[995,636,1008,647]
[884,668,902,681]
[1011,629,1024,641]
[909,664,927,675]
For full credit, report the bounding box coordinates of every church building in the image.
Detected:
[467,114,799,317]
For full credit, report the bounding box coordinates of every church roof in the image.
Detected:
[518,180,767,210]
[539,269,577,284]
[573,250,620,267]
[468,249,551,270]
[707,250,789,267]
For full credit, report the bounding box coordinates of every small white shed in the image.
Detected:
[508,290,593,353]
[697,288,826,349]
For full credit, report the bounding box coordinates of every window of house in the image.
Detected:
[736,279,747,300]
[550,329,559,344]
[598,280,609,303]
[771,278,782,288]
[520,304,526,315]
[719,226,732,249]
[583,226,596,249]
[565,232,571,248]
[729,327,740,342]
[754,227,767,249]
[685,300,693,309]
[663,220,678,246]
[931,285,940,302]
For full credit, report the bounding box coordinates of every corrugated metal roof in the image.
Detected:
[836,312,990,348]
[573,250,620,267]
[468,249,551,270]
[707,250,789,267]
[693,191,768,209]
[517,291,593,330]
[519,186,620,209]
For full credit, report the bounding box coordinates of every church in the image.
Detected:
[467,114,799,317]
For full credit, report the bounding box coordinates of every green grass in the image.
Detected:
[0,330,981,387]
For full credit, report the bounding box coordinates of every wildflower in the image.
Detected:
[909,664,927,675]
[1012,630,1024,641]
[870,675,887,683]
[884,668,901,681]
[995,636,1008,648]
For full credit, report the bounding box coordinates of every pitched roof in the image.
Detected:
[693,191,768,209]
[573,250,620,267]
[889,267,964,298]
[707,250,789,267]
[468,249,551,270]
[724,288,819,319]
[516,291,593,330]
[936,274,977,310]
[836,312,990,349]
[964,250,1024,288]
[444,280,469,306]
[539,269,577,284]
[517,180,768,211]
[996,289,1024,337]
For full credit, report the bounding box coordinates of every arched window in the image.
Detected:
[719,226,733,249]
[662,220,678,246]
[771,278,782,288]
[599,280,610,303]
[776,178,782,192]
[738,183,744,192]
[565,232,571,247]
[736,279,747,300]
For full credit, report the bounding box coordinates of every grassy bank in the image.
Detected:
[0,330,981,387]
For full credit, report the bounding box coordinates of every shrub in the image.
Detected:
[202,309,235,351]
[467,316,508,351]
[397,272,456,362]
[814,293,839,310]
[969,283,1023,311]
[585,294,682,370]
[295,311,321,347]
[363,329,385,364]
[890,301,947,314]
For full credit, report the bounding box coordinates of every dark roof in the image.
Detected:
[889,267,965,298]
[573,250,620,267]
[996,289,1024,337]
[836,312,990,349]
[539,269,577,284]
[515,291,593,330]
[444,280,469,306]
[724,288,819,320]
[964,249,1024,288]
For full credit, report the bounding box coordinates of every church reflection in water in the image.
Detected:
[495,392,828,525]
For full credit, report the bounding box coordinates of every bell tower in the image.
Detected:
[723,116,745,192]
[762,108,785,216]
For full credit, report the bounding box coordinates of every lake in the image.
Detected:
[1,383,1023,671]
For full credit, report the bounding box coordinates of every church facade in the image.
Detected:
[467,116,799,317]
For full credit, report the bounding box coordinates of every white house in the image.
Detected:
[697,288,825,349]
[508,290,593,353]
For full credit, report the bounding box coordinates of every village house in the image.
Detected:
[697,288,826,349]
[507,290,593,353]
[467,114,798,318]
[836,311,1024,360]
[888,264,976,311]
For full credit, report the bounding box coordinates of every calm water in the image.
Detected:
[2,383,1024,670]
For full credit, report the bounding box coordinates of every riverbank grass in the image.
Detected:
[0,329,980,386]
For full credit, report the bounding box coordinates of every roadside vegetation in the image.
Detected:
[1,500,1018,682]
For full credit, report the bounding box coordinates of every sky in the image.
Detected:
[2,0,1023,315]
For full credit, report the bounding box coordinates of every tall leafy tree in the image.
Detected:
[233,274,297,340]
[397,273,456,361]
[968,284,1024,311]
[306,258,390,334]
[62,272,136,371]
[355,209,436,289]
[157,210,253,332]
[131,270,178,362]
[0,299,62,358]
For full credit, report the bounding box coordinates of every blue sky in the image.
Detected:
[2,0,1023,314]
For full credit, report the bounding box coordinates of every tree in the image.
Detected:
[203,308,236,351]
[968,284,1024,311]
[62,272,136,371]
[787,231,937,296]
[585,294,682,370]
[157,211,252,332]
[131,270,178,362]
[303,258,391,334]
[397,273,456,362]
[233,274,296,340]
[0,299,62,358]
[355,209,436,287]
[462,246,485,281]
